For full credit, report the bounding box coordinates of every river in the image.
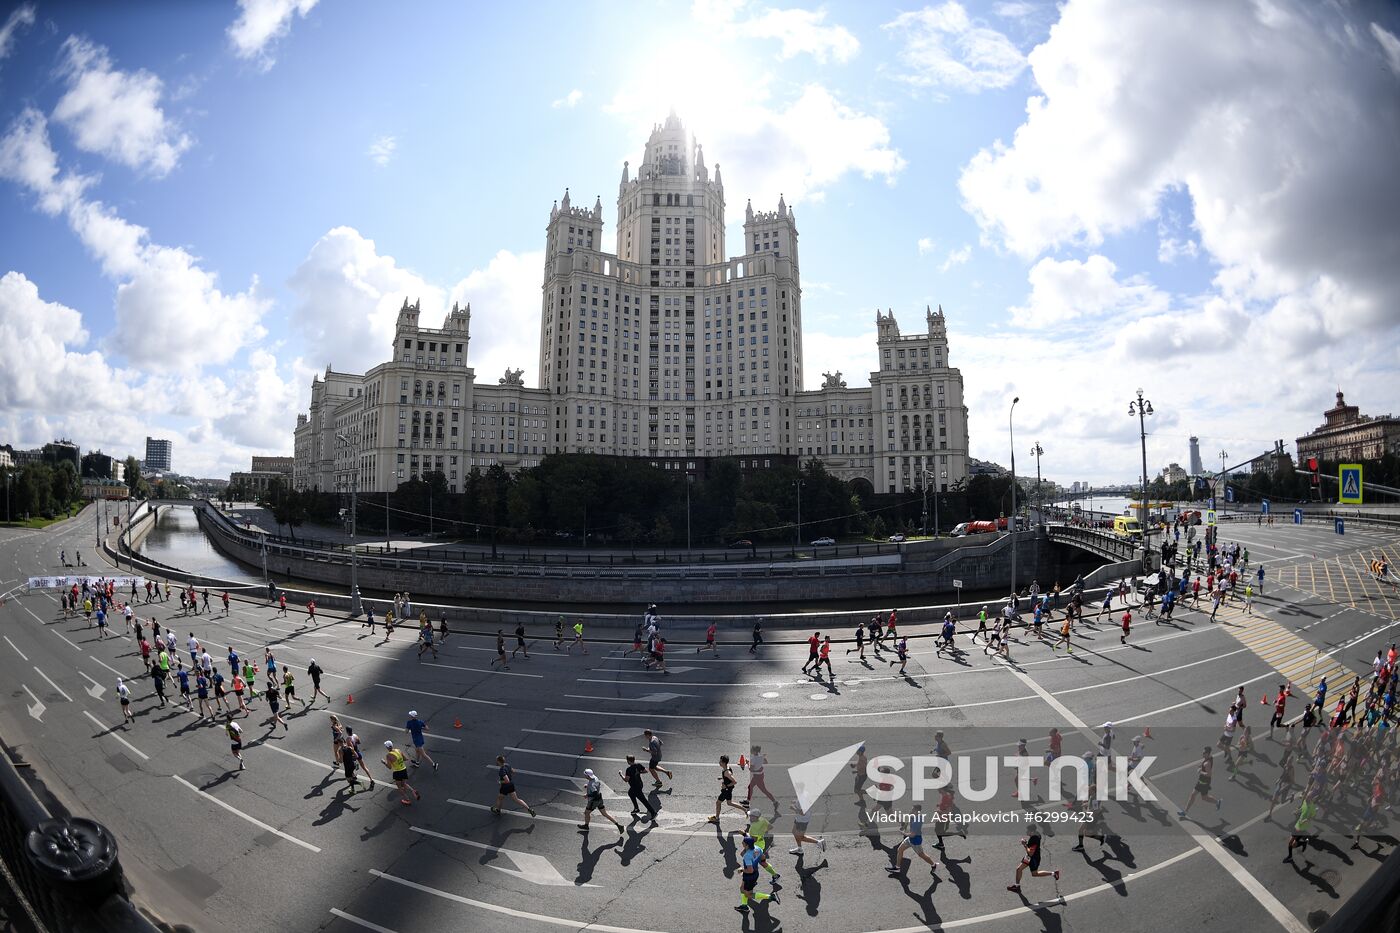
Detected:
[137,505,259,582]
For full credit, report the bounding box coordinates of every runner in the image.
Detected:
[382,741,420,806]
[417,620,438,660]
[569,620,587,654]
[815,635,834,681]
[404,711,439,771]
[150,666,167,708]
[698,621,719,655]
[438,613,449,644]
[644,729,673,787]
[283,667,303,709]
[619,755,657,819]
[577,768,624,834]
[707,754,747,824]
[743,809,782,883]
[307,658,330,705]
[212,669,230,714]
[226,718,245,770]
[1269,684,1291,739]
[492,755,536,816]
[887,805,938,878]
[511,621,529,659]
[1053,613,1074,654]
[749,618,764,654]
[891,635,910,674]
[491,630,510,670]
[339,735,361,794]
[554,615,565,650]
[1178,747,1223,817]
[846,621,866,660]
[364,603,377,635]
[265,680,288,732]
[1006,829,1059,894]
[801,631,821,676]
[278,592,287,616]
[221,591,230,616]
[1283,796,1317,864]
[1120,607,1132,645]
[735,835,776,914]
[175,663,192,711]
[743,744,779,808]
[231,671,250,714]
[788,784,826,856]
[344,726,374,785]
[117,677,134,724]
[241,659,260,700]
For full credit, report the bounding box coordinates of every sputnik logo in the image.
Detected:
[787,741,864,813]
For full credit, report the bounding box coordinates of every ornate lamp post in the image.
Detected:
[1129,389,1154,534]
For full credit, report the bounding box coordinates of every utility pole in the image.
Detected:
[793,477,804,548]
[336,433,362,616]
[1009,396,1020,601]
[1218,449,1229,518]
[1030,442,1044,525]
[1129,389,1154,535]
[685,473,693,555]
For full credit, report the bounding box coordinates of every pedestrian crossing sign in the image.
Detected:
[1339,464,1363,504]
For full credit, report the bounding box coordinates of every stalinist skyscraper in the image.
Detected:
[540,111,803,459]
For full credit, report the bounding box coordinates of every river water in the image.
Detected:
[137,505,258,582]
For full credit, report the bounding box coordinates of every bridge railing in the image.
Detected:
[1045,523,1141,562]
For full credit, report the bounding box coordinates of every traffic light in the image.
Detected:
[1308,457,1319,486]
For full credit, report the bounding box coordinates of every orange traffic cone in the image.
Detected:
[346,694,354,704]
[584,739,594,753]
[1143,726,1152,740]
[453,717,463,729]
[738,754,747,770]
[1261,694,1268,705]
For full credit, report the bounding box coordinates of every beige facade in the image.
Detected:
[291,113,971,496]
[1296,391,1400,465]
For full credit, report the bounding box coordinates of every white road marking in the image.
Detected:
[521,727,664,741]
[483,764,624,798]
[87,654,125,678]
[171,775,321,853]
[22,684,45,721]
[422,660,543,679]
[33,666,74,703]
[315,708,463,742]
[371,682,506,708]
[563,692,695,703]
[327,909,399,933]
[408,826,596,886]
[546,691,1043,721]
[79,670,105,699]
[3,635,28,660]
[260,741,337,772]
[503,746,722,769]
[82,710,148,761]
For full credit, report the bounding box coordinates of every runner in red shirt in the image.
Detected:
[1120,609,1132,645]
[307,600,317,622]
[221,591,230,615]
[801,631,821,676]
[698,622,719,655]
[816,636,834,681]
[278,592,287,616]
[1269,684,1291,739]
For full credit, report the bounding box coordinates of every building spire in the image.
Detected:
[778,192,787,216]
[620,160,629,186]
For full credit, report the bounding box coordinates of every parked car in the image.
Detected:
[811,536,836,546]
[887,533,907,543]
[728,539,754,548]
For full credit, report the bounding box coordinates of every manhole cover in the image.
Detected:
[760,691,780,699]
[808,693,829,701]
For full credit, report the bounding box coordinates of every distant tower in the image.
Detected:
[1188,436,1203,475]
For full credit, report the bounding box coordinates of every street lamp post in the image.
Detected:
[685,473,693,555]
[1218,449,1229,518]
[1030,442,1044,525]
[335,433,362,616]
[1129,389,1154,535]
[793,477,805,549]
[1009,396,1020,602]
[921,469,947,537]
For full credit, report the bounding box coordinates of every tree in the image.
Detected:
[123,456,150,499]
[272,490,307,540]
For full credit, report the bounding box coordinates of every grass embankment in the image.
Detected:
[0,502,85,529]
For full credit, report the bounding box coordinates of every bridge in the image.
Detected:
[1045,522,1144,564]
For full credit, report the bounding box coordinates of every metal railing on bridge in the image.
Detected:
[1045,523,1142,563]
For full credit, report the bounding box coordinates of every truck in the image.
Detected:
[951,520,998,536]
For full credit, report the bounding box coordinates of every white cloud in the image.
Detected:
[0,4,35,64]
[552,89,584,109]
[1373,23,1400,77]
[1009,254,1168,329]
[288,226,444,377]
[51,37,192,177]
[608,81,904,208]
[447,249,547,384]
[884,2,1027,92]
[993,2,1036,18]
[227,0,319,70]
[801,327,879,390]
[696,1,859,63]
[917,236,935,255]
[1156,234,1198,264]
[958,0,1400,351]
[0,109,267,366]
[367,134,397,166]
[938,243,972,272]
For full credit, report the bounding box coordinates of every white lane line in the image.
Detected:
[503,746,731,769]
[521,727,667,741]
[408,826,598,886]
[78,670,106,699]
[171,774,321,853]
[18,603,82,650]
[82,710,149,761]
[315,708,463,743]
[564,693,697,703]
[1055,645,1255,696]
[87,654,125,678]
[22,684,45,721]
[370,870,658,933]
[422,660,543,679]
[484,764,624,799]
[545,691,1043,721]
[328,909,399,933]
[3,635,29,660]
[996,658,1087,728]
[260,741,337,772]
[33,666,74,702]
[372,682,506,708]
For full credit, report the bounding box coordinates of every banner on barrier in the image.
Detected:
[26,576,146,590]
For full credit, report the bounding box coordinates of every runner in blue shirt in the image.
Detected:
[404,711,439,771]
[736,836,776,913]
[176,665,192,710]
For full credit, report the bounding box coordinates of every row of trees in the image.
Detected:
[261,455,1029,548]
[1232,452,1400,504]
[0,461,82,522]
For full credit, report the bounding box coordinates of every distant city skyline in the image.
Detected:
[0,1,1396,484]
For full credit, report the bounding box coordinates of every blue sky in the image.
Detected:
[1,0,1398,482]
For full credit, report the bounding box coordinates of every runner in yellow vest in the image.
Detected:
[382,741,420,805]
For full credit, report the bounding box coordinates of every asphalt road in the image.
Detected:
[0,507,1397,933]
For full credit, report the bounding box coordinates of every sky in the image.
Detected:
[1,0,1398,484]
